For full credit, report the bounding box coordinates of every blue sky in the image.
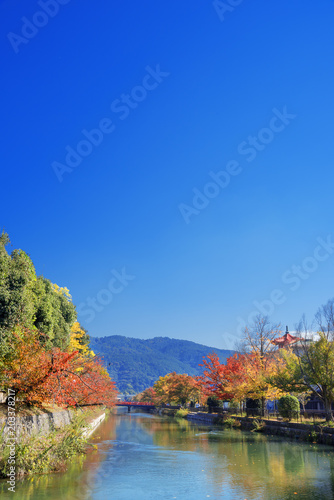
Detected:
[1,0,334,349]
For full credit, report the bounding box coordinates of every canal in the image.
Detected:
[1,409,334,499]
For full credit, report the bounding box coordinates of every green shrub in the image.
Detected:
[223,417,241,429]
[322,421,334,428]
[223,417,234,428]
[306,430,318,443]
[278,395,300,421]
[175,408,189,419]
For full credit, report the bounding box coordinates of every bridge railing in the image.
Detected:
[116,401,155,406]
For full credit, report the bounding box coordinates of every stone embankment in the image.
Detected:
[0,407,106,440]
[187,412,334,445]
[187,412,217,424]
[0,409,73,439]
[154,407,178,417]
[82,413,105,438]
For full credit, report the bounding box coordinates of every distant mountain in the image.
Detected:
[89,335,234,394]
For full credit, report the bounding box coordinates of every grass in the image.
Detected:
[225,411,334,427]
[0,413,87,478]
[222,417,241,429]
[251,419,265,433]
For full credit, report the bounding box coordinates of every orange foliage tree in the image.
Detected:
[133,386,157,403]
[1,328,118,408]
[153,372,204,406]
[200,352,245,401]
[228,352,285,406]
[200,351,285,410]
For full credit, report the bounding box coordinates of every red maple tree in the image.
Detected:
[199,352,245,401]
[2,328,118,408]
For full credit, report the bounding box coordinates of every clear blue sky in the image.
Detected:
[1,1,334,349]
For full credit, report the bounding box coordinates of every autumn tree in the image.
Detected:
[1,327,117,408]
[61,354,118,407]
[236,352,285,409]
[0,232,116,408]
[69,321,95,358]
[238,315,282,414]
[200,351,284,410]
[200,352,245,401]
[133,387,157,403]
[153,372,202,406]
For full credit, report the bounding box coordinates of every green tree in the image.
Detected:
[33,277,76,350]
[272,334,334,421]
[0,232,77,354]
[278,395,300,421]
[0,232,37,363]
[0,233,37,332]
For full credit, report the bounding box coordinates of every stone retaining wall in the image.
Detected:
[187,412,217,424]
[0,409,73,439]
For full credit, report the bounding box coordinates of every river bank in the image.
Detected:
[139,406,334,446]
[186,411,334,445]
[0,404,107,479]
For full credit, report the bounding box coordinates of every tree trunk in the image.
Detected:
[261,396,265,417]
[324,398,333,422]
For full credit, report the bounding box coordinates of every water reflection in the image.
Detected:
[1,409,334,499]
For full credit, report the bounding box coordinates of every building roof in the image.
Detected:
[271,329,304,348]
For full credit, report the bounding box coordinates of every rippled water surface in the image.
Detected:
[2,409,334,499]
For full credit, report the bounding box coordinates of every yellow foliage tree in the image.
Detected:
[69,321,95,358]
[240,352,286,403]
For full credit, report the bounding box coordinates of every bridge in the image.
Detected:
[116,401,155,412]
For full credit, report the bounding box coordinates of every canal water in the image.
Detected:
[1,409,334,499]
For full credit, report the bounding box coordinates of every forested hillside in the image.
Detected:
[89,335,234,394]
